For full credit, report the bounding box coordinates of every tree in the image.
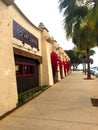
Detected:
[73,47,95,74]
[59,0,97,79]
[59,0,88,39]
[86,0,98,44]
[65,50,82,70]
[73,22,96,78]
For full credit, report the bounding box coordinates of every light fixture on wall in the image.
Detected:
[22,41,25,46]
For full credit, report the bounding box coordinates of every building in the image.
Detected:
[0,0,70,117]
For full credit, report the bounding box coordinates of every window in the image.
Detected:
[24,65,29,74]
[15,64,23,75]
[29,65,34,74]
[15,62,35,77]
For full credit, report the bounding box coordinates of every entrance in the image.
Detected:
[15,54,39,95]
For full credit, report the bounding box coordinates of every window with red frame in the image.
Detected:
[15,62,35,77]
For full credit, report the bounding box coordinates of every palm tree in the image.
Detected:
[73,46,95,75]
[59,0,98,40]
[58,0,97,79]
[73,47,86,73]
[86,0,98,44]
[73,23,96,78]
[59,0,88,39]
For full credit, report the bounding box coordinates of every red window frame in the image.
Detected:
[15,62,35,77]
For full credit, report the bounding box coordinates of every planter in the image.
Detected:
[18,85,49,105]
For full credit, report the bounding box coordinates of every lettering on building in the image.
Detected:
[13,20,39,50]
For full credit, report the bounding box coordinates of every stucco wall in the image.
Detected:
[10,4,43,86]
[0,0,70,117]
[0,1,43,116]
[0,1,18,116]
[10,4,42,57]
[40,28,54,86]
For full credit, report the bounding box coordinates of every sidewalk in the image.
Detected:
[1,71,98,130]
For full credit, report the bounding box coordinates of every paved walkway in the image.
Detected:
[1,71,98,130]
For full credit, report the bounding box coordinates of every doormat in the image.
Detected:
[90,98,98,107]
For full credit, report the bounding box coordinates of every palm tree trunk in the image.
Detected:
[86,48,91,79]
[82,59,86,74]
[95,0,98,6]
[84,57,86,75]
[82,59,85,72]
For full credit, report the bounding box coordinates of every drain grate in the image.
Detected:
[90,98,98,107]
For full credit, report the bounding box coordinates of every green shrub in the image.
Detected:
[18,85,49,104]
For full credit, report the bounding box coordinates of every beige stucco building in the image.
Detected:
[0,0,70,117]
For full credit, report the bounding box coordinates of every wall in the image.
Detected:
[0,1,18,116]
[40,25,54,86]
[10,4,43,87]
[0,1,42,117]
[0,0,70,117]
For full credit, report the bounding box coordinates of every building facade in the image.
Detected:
[0,0,70,117]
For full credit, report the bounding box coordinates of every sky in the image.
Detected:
[15,0,98,66]
[15,0,74,50]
